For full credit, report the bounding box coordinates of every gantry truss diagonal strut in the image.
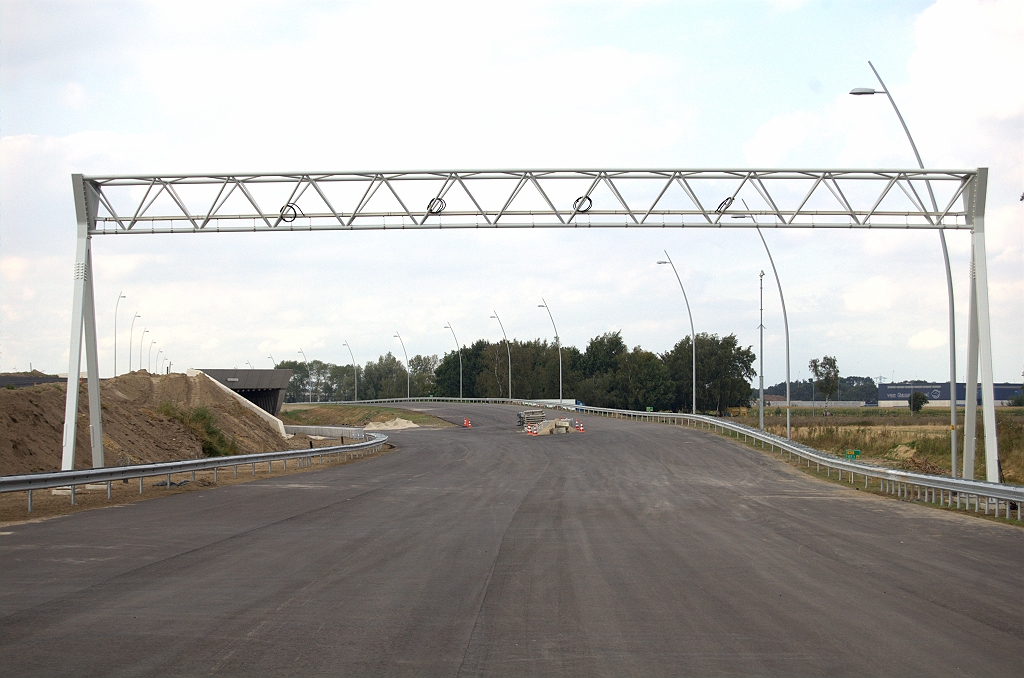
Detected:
[82,168,976,234]
[63,168,1002,487]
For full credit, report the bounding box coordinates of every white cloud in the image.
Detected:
[843,276,895,313]
[908,328,945,350]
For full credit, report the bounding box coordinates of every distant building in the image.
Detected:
[877,382,1022,408]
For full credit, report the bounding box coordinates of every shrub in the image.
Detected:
[157,402,238,457]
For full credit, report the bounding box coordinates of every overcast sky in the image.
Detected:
[1,0,1021,388]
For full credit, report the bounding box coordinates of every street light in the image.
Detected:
[128,313,140,372]
[138,328,148,373]
[148,340,156,373]
[656,254,697,415]
[734,200,792,439]
[298,348,310,402]
[342,341,357,402]
[113,291,125,376]
[442,324,462,399]
[758,271,765,431]
[852,60,958,476]
[245,360,253,369]
[537,299,562,405]
[394,332,411,399]
[268,353,276,367]
[491,311,512,400]
[156,349,163,374]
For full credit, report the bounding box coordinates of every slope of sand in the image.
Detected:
[0,371,297,475]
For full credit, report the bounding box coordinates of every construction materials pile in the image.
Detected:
[517,410,545,427]
[523,417,581,436]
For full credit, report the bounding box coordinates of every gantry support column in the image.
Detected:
[961,246,979,479]
[61,174,105,470]
[963,168,999,483]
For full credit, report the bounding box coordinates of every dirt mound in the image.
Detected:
[0,371,293,475]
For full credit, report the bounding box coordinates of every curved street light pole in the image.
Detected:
[443,323,462,399]
[538,300,562,405]
[394,332,411,399]
[491,311,512,400]
[157,349,164,374]
[113,291,125,376]
[852,60,958,476]
[128,313,140,372]
[148,340,156,373]
[657,253,697,415]
[736,201,793,439]
[298,348,310,402]
[138,328,148,373]
[342,341,357,402]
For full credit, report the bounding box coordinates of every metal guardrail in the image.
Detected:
[284,425,365,439]
[0,433,388,512]
[312,397,1023,521]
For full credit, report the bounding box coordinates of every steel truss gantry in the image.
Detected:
[63,168,1001,482]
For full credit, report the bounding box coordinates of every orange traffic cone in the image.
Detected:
[576,421,585,433]
[463,418,472,428]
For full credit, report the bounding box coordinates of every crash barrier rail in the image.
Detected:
[0,432,388,513]
[284,425,365,439]
[320,397,1023,521]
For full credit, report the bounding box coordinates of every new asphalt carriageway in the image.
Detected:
[1,403,1021,676]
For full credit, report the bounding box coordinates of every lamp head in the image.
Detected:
[656,260,668,264]
[850,87,878,95]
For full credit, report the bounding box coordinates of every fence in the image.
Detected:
[0,433,388,513]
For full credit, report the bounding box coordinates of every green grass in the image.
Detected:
[279,404,454,428]
[157,402,238,457]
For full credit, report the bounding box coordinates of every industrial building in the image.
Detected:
[877,382,1022,408]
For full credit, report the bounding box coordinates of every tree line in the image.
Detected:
[278,331,759,414]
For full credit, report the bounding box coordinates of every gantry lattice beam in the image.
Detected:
[82,168,976,234]
[63,167,1002,488]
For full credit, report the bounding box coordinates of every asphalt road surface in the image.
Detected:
[2,403,1021,677]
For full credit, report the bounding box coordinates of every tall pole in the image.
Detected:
[298,348,310,402]
[139,328,148,373]
[148,340,156,373]
[739,201,792,439]
[759,270,765,431]
[394,332,411,399]
[128,313,140,372]
[491,311,512,400]
[113,291,125,376]
[268,354,276,366]
[853,61,958,477]
[157,349,163,373]
[443,324,461,399]
[538,300,562,405]
[343,341,357,402]
[657,253,697,414]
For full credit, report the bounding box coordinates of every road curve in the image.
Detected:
[1,403,1021,676]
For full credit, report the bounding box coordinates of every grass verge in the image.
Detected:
[279,404,455,428]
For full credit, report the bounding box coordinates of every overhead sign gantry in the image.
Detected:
[62,167,1001,480]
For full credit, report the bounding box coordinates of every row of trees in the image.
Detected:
[764,374,878,403]
[279,331,758,415]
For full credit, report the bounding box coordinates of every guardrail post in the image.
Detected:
[27,489,32,513]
